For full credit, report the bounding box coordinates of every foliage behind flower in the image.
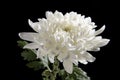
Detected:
[19,11,110,74]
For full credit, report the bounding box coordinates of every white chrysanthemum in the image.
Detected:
[19,11,110,74]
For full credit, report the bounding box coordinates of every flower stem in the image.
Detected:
[51,57,59,80]
[42,57,59,80]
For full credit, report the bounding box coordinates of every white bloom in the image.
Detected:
[19,11,110,74]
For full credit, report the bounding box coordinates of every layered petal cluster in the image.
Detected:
[19,11,110,74]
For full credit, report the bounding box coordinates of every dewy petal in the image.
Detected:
[63,59,73,74]
[19,32,37,42]
[28,19,41,32]
[95,25,105,35]
[23,43,39,49]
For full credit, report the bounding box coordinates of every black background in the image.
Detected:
[7,0,118,80]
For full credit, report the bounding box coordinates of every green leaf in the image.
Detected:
[58,67,90,80]
[73,67,90,80]
[65,75,70,80]
[17,40,28,48]
[42,69,53,80]
[21,50,37,61]
[26,61,45,71]
[53,57,59,73]
[59,70,65,76]
[58,69,67,80]
[42,69,51,77]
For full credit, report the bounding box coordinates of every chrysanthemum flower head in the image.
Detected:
[19,11,110,74]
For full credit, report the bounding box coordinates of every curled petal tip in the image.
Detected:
[28,19,33,26]
[18,33,21,37]
[95,25,106,35]
[99,39,110,47]
[105,39,110,44]
[18,33,22,38]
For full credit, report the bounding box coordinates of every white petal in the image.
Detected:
[57,53,68,62]
[54,10,63,19]
[79,61,88,64]
[63,59,73,74]
[36,49,41,59]
[88,48,100,51]
[72,60,78,65]
[78,53,88,64]
[70,54,78,65]
[86,36,108,50]
[28,19,41,32]
[46,11,55,21]
[95,25,105,35]
[96,39,110,47]
[78,59,88,64]
[23,43,39,49]
[37,18,48,32]
[36,48,47,59]
[92,36,102,42]
[19,32,37,42]
[48,54,55,63]
[85,17,91,23]
[83,52,96,62]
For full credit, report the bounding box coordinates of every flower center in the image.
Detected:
[63,25,72,32]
